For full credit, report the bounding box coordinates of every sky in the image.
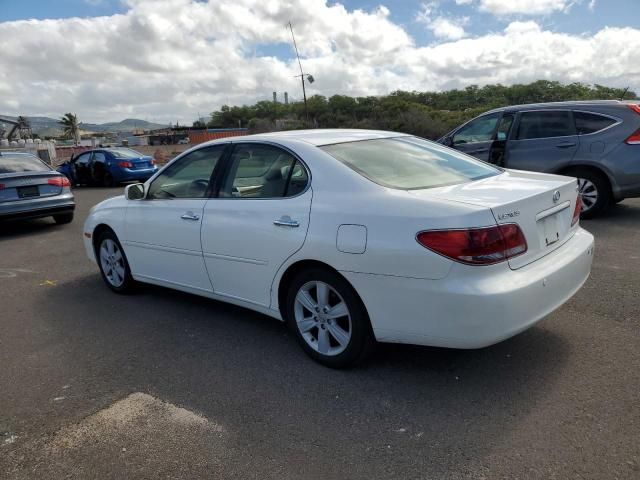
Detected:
[1,0,639,124]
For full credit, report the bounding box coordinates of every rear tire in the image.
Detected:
[102,172,115,188]
[568,168,612,219]
[285,268,375,368]
[53,212,74,224]
[95,230,136,294]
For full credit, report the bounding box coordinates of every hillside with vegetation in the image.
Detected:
[203,80,636,139]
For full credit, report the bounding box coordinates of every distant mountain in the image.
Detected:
[0,115,169,136]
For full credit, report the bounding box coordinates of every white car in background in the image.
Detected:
[83,129,594,368]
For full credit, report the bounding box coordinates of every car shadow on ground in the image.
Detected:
[0,218,63,240]
[20,271,573,478]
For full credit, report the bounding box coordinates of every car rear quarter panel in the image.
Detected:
[268,144,498,309]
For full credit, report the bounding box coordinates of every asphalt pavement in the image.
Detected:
[1,188,639,479]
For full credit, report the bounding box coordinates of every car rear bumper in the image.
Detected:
[342,228,594,349]
[115,168,157,182]
[0,193,75,221]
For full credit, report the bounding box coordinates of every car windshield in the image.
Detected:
[0,154,50,174]
[321,136,500,190]
[108,148,143,159]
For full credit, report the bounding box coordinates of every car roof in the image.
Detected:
[485,99,637,115]
[0,150,40,159]
[225,129,411,146]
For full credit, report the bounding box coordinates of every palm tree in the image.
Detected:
[16,116,32,139]
[59,113,81,145]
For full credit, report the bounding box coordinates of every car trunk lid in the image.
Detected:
[130,156,154,169]
[0,172,64,202]
[408,170,580,269]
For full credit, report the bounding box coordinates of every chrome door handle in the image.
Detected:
[274,217,299,228]
[181,212,200,221]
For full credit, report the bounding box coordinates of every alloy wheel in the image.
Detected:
[100,238,126,287]
[577,177,598,213]
[294,281,352,356]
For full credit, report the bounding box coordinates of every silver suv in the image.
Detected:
[439,100,640,217]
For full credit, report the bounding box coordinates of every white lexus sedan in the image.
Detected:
[83,129,594,368]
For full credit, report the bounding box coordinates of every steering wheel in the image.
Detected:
[186,179,209,197]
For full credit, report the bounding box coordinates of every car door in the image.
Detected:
[505,110,579,172]
[91,151,108,183]
[201,142,312,307]
[73,152,93,184]
[451,112,502,161]
[123,144,228,292]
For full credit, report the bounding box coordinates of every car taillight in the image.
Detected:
[627,104,640,115]
[48,176,71,187]
[625,128,640,145]
[150,159,156,165]
[118,161,133,168]
[572,196,581,226]
[416,224,527,265]
[0,183,5,190]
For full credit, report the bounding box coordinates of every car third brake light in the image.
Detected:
[416,224,527,265]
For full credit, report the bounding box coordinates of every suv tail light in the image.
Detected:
[572,196,581,226]
[416,224,527,265]
[48,176,71,187]
[627,104,640,115]
[625,128,640,145]
[118,161,133,168]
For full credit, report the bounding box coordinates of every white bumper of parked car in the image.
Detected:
[342,228,595,349]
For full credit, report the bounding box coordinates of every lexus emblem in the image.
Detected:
[552,190,561,203]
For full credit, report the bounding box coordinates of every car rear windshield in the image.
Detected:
[108,148,143,159]
[320,136,500,190]
[0,154,50,174]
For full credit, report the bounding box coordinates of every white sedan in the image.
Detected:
[83,129,594,368]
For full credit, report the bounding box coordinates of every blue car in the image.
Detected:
[57,147,158,187]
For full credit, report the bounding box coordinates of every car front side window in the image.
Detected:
[453,113,500,145]
[220,144,308,199]
[147,145,226,200]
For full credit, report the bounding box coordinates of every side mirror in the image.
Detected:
[443,136,454,147]
[125,183,145,200]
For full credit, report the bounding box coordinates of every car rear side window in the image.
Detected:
[321,136,500,190]
[0,154,50,174]
[220,144,309,199]
[573,111,617,135]
[515,111,575,140]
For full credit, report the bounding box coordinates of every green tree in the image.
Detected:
[59,113,81,145]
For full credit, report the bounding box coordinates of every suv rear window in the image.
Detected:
[573,111,617,135]
[0,154,50,174]
[516,111,575,140]
[321,136,500,190]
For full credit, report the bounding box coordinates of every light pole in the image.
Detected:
[288,22,314,123]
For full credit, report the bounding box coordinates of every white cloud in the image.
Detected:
[429,17,470,40]
[0,0,638,123]
[588,0,596,11]
[455,0,474,4]
[478,0,572,16]
[416,2,469,40]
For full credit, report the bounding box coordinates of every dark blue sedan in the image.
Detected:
[57,147,158,187]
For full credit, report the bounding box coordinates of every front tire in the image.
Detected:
[96,230,136,293]
[285,268,374,368]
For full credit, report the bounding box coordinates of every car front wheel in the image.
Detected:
[96,230,136,293]
[286,268,374,368]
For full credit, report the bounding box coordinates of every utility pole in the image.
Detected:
[288,21,309,122]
